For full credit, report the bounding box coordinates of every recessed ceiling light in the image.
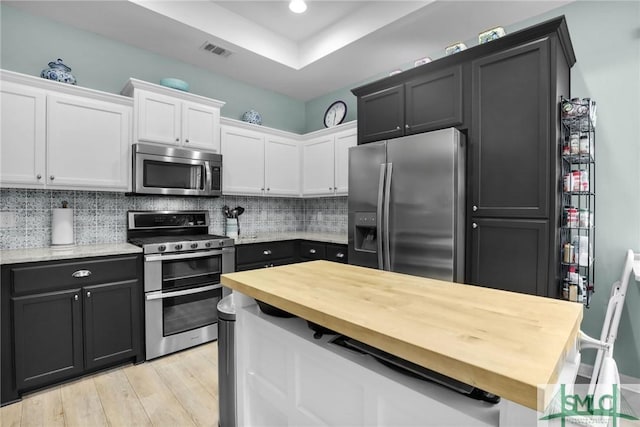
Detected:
[289,0,307,14]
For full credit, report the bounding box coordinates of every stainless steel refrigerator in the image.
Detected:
[348,128,466,282]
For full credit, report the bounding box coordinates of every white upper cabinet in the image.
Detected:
[0,81,46,187]
[221,121,301,197]
[0,70,132,192]
[182,101,221,150]
[265,136,300,197]
[221,125,265,195]
[302,125,357,197]
[46,93,130,190]
[302,136,335,196]
[136,89,181,145]
[333,128,357,195]
[122,79,224,153]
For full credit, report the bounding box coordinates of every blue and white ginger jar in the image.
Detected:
[241,109,262,125]
[41,59,77,85]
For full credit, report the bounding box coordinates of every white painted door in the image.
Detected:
[265,137,300,197]
[220,125,265,195]
[181,101,220,152]
[136,89,181,146]
[302,136,334,196]
[0,82,46,187]
[334,128,357,195]
[46,93,131,190]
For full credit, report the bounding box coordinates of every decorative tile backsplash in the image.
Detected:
[0,188,347,250]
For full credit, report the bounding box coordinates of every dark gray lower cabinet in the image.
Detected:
[84,280,140,370]
[469,218,549,296]
[1,254,143,405]
[236,240,348,271]
[13,289,84,391]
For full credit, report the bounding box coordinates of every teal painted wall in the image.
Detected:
[306,1,640,379]
[505,0,640,381]
[0,4,306,133]
[2,1,639,379]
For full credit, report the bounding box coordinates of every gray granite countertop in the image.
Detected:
[0,243,142,265]
[234,232,347,245]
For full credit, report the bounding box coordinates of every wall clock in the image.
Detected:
[324,100,347,128]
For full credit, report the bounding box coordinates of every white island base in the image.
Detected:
[232,292,561,427]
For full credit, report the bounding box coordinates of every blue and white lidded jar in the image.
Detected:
[41,59,77,85]
[241,110,262,125]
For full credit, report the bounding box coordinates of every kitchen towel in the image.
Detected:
[51,208,74,246]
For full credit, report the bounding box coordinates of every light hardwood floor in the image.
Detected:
[0,342,219,427]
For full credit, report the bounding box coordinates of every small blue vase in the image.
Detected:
[242,110,262,125]
[41,59,77,85]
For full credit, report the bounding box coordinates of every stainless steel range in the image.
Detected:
[127,210,235,360]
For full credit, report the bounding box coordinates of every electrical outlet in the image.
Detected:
[0,211,16,228]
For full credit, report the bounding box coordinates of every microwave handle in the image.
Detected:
[204,161,213,193]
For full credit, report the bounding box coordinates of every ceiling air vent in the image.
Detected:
[201,42,232,58]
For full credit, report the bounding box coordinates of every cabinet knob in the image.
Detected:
[396,126,401,131]
[175,138,180,142]
[472,205,478,212]
[261,188,265,191]
[267,188,270,191]
[334,187,337,190]
[86,291,91,298]
[405,124,410,129]
[74,294,78,301]
[185,139,189,143]
[36,174,42,180]
[472,223,478,229]
[336,252,345,259]
[329,187,333,190]
[309,248,316,254]
[49,175,55,181]
[263,249,272,255]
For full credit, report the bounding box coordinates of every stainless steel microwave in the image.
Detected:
[132,143,222,196]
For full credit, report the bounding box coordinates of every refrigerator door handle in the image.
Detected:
[383,162,393,271]
[376,163,386,270]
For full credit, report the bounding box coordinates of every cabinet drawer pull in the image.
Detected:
[86,291,91,298]
[395,126,401,131]
[36,174,42,180]
[309,249,316,254]
[336,252,345,259]
[72,270,92,278]
[472,223,478,229]
[473,205,478,212]
[74,294,78,301]
[405,124,410,129]
[185,139,189,143]
[263,250,272,255]
[49,175,55,181]
[175,138,180,142]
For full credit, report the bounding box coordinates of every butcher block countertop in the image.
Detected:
[221,260,583,411]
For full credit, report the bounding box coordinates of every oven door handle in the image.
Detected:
[145,284,222,301]
[145,249,224,262]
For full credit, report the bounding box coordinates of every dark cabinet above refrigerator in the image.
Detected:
[355,65,465,145]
